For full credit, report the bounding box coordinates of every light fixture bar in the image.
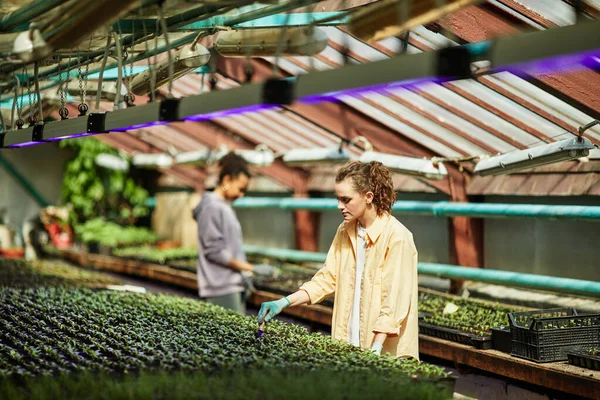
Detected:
[296,21,600,103]
[474,137,596,176]
[359,151,448,180]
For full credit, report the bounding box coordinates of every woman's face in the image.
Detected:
[334,178,372,223]
[222,173,249,202]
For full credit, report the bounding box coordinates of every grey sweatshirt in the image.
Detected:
[193,192,245,298]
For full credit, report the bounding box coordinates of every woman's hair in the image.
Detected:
[218,152,251,183]
[335,161,397,215]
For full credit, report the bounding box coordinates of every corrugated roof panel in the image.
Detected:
[485,72,600,142]
[415,82,542,146]
[376,36,421,55]
[446,79,568,142]
[515,0,576,26]
[260,110,339,148]
[215,117,288,153]
[360,91,488,155]
[322,27,386,59]
[386,87,517,153]
[410,25,458,49]
[487,0,545,29]
[339,94,463,158]
[238,112,330,149]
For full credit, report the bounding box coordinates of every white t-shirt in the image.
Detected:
[348,223,368,347]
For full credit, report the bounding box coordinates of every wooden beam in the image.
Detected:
[216,56,455,196]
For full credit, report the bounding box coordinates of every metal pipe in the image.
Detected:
[242,245,600,298]
[0,0,64,32]
[233,197,600,221]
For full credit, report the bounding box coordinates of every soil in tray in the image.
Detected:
[419,322,492,349]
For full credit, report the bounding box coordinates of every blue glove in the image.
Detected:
[371,342,383,355]
[257,297,290,324]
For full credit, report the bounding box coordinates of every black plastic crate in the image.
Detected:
[567,350,600,371]
[471,336,493,350]
[491,326,511,353]
[508,308,600,363]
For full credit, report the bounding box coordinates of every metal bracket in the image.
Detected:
[87,113,107,134]
[262,78,295,105]
[159,98,181,122]
[437,46,472,80]
[32,123,44,141]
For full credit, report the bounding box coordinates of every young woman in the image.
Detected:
[258,161,419,359]
[193,152,257,314]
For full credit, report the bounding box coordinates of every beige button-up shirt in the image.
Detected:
[300,213,419,359]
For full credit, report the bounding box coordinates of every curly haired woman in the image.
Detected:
[258,161,419,359]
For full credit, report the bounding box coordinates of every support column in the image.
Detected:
[447,171,484,294]
[293,192,320,252]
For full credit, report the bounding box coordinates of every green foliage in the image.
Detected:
[419,293,518,337]
[75,218,159,247]
[112,246,197,263]
[60,138,149,225]
[0,288,449,384]
[0,368,452,400]
[0,258,122,288]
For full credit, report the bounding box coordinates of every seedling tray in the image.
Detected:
[491,326,511,353]
[419,322,491,348]
[567,351,600,371]
[508,307,600,363]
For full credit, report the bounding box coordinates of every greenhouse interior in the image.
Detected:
[1,0,600,399]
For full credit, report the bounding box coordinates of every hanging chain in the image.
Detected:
[25,68,37,125]
[77,35,93,116]
[15,72,24,129]
[57,61,68,120]
[117,22,135,106]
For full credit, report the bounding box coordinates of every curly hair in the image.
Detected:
[218,152,251,183]
[335,161,397,215]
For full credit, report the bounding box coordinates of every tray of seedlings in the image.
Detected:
[112,246,197,266]
[567,348,600,371]
[0,281,454,400]
[508,308,600,363]
[75,218,159,254]
[418,292,518,350]
[0,258,122,289]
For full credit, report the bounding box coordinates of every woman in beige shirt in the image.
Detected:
[258,161,419,359]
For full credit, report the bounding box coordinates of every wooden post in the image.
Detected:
[447,171,484,294]
[293,192,320,252]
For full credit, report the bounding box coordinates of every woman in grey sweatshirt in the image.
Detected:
[193,153,254,313]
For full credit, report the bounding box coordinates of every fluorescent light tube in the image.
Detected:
[130,44,210,96]
[95,153,129,171]
[236,147,275,167]
[474,137,596,176]
[174,149,213,166]
[359,151,448,180]
[132,153,173,169]
[215,27,328,57]
[283,147,352,167]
